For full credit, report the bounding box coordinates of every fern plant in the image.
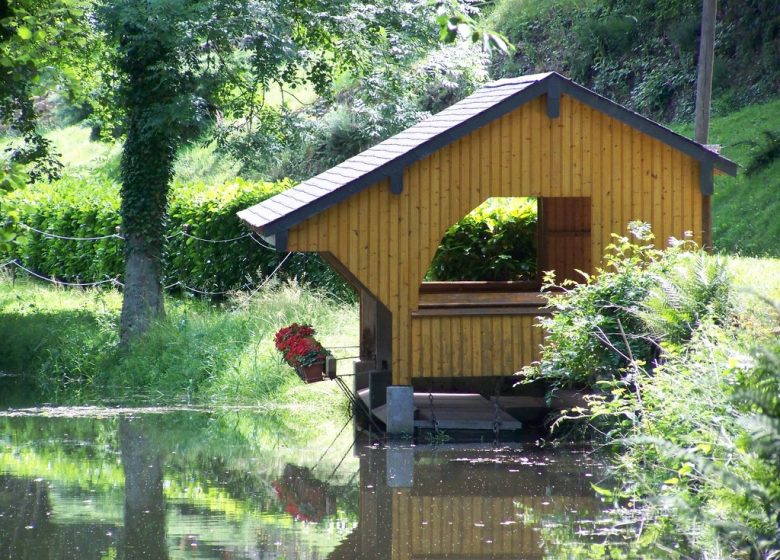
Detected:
[641,251,732,346]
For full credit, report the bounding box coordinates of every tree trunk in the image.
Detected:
[695,0,717,251]
[118,118,173,343]
[116,22,178,344]
[119,417,168,560]
[120,233,165,343]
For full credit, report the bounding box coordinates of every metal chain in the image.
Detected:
[179,230,252,244]
[428,387,439,433]
[19,222,123,241]
[493,380,502,446]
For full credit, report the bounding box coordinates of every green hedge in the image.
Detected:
[1,177,347,296]
[2,181,540,293]
[427,197,537,281]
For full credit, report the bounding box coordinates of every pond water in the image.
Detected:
[0,407,615,559]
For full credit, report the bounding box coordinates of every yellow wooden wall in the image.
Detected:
[410,314,544,378]
[286,93,704,385]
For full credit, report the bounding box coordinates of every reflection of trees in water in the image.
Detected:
[0,475,117,559]
[0,476,53,560]
[120,416,168,560]
[0,410,361,557]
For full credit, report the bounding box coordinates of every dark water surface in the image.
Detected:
[0,408,613,559]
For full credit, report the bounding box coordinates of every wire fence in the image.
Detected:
[1,222,295,297]
[19,223,124,241]
[16,222,261,244]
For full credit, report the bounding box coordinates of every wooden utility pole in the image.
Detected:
[695,0,717,250]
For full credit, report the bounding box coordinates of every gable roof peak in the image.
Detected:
[239,72,737,238]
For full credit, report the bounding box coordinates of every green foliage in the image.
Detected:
[427,197,537,281]
[0,177,348,296]
[0,278,358,405]
[585,312,780,559]
[721,307,780,556]
[0,0,99,182]
[527,223,662,391]
[434,0,513,54]
[487,0,780,121]
[641,251,732,346]
[676,97,780,258]
[3,176,123,282]
[223,42,490,182]
[534,232,780,556]
[745,130,780,177]
[530,225,735,394]
[164,178,290,294]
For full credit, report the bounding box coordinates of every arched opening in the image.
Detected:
[426,197,539,284]
[418,196,591,313]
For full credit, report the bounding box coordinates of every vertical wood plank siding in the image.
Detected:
[286,94,704,385]
[410,315,542,378]
[540,197,592,284]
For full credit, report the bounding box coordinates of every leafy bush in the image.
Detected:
[1,176,544,295]
[528,223,780,557]
[4,176,124,282]
[728,326,780,557]
[0,176,349,297]
[527,223,660,390]
[427,197,537,281]
[641,251,732,346]
[528,224,733,392]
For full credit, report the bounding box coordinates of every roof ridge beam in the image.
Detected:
[546,78,561,119]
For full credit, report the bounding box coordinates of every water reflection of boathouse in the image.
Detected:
[328,444,604,560]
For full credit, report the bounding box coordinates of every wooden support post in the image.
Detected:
[320,251,393,407]
[360,288,392,408]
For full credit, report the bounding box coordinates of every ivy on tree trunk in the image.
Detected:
[115,16,178,342]
[97,0,432,342]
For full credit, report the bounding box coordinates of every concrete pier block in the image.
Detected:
[386,385,414,436]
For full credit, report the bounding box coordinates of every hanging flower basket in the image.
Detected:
[274,323,331,384]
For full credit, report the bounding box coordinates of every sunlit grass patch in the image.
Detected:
[0,277,358,409]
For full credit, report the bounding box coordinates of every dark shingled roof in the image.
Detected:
[238,72,737,239]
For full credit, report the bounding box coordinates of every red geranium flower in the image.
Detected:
[273,323,331,369]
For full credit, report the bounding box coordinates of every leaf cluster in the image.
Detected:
[0,0,101,182]
[219,39,490,182]
[427,197,537,281]
[487,0,780,121]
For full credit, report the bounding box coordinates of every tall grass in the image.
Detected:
[0,277,358,409]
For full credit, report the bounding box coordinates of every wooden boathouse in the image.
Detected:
[238,72,736,432]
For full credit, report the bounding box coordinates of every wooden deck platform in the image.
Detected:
[358,390,523,431]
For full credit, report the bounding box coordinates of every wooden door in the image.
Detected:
[538,197,591,284]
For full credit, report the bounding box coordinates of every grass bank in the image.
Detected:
[672,96,780,257]
[0,277,358,412]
